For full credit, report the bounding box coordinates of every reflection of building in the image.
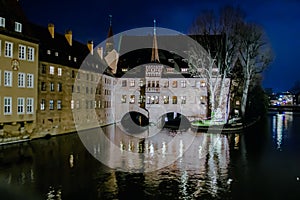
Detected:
[0,0,39,137]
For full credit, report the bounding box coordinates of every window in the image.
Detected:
[47,50,51,55]
[17,98,25,114]
[68,55,71,60]
[172,81,177,88]
[77,86,80,93]
[72,70,75,78]
[4,71,12,86]
[49,100,54,110]
[5,42,13,57]
[172,96,177,104]
[57,100,62,110]
[27,74,34,88]
[86,87,89,94]
[50,82,54,91]
[41,64,46,74]
[0,17,5,27]
[130,95,135,104]
[181,80,186,88]
[15,22,22,32]
[130,80,135,87]
[71,100,74,109]
[121,95,126,103]
[18,73,25,87]
[122,80,127,87]
[27,47,34,61]
[40,99,45,111]
[74,57,77,62]
[49,66,55,75]
[163,96,169,104]
[55,52,58,57]
[4,97,12,115]
[18,45,26,60]
[163,81,169,88]
[86,73,89,80]
[58,68,62,76]
[181,96,186,104]
[76,100,80,109]
[57,83,62,92]
[200,81,206,87]
[41,82,46,91]
[26,98,34,114]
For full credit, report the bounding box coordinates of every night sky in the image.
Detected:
[20,0,300,93]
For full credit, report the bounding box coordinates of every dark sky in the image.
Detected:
[20,0,300,93]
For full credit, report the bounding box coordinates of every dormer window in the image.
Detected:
[15,22,22,32]
[0,17,5,28]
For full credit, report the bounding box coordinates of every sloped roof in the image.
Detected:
[0,0,37,42]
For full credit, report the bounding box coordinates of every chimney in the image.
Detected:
[48,23,55,39]
[97,47,103,60]
[87,40,94,55]
[65,30,72,46]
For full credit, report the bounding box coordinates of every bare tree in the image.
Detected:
[188,6,245,121]
[238,22,273,118]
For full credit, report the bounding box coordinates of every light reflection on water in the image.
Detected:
[0,113,300,199]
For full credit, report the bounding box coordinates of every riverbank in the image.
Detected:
[191,117,261,133]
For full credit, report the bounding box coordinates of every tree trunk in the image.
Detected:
[241,77,250,118]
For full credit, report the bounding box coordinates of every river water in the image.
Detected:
[0,112,300,200]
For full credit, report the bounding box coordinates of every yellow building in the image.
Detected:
[0,0,39,140]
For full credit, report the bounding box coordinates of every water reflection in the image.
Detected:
[272,112,293,150]
[1,113,299,199]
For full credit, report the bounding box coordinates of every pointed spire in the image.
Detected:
[151,19,160,63]
[105,14,114,56]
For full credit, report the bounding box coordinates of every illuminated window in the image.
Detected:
[58,68,62,76]
[200,81,206,87]
[50,82,54,91]
[15,22,22,32]
[71,100,74,109]
[121,95,126,103]
[40,99,45,111]
[172,81,177,88]
[130,95,135,104]
[57,83,62,92]
[57,100,62,110]
[163,96,169,104]
[0,17,5,27]
[130,80,135,87]
[172,96,177,104]
[49,100,54,110]
[49,66,54,75]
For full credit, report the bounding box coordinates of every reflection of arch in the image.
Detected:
[158,112,190,130]
[120,111,149,133]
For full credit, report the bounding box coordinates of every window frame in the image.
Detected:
[26,98,34,114]
[17,97,25,114]
[4,97,12,115]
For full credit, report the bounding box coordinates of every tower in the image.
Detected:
[151,19,160,63]
[105,15,114,56]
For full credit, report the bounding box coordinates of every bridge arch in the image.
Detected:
[120,111,149,134]
[157,112,191,130]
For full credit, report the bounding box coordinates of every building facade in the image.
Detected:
[0,0,39,140]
